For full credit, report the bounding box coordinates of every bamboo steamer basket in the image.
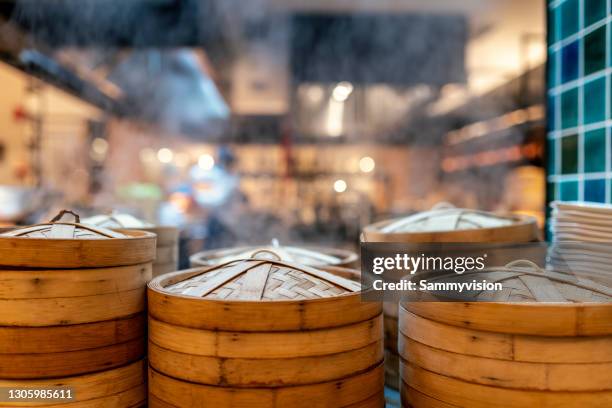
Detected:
[83,213,179,278]
[148,392,386,408]
[400,261,612,407]
[0,359,147,407]
[190,241,358,269]
[361,203,540,389]
[362,203,540,243]
[0,210,154,383]
[0,211,156,268]
[148,250,384,407]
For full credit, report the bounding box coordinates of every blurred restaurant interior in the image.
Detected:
[0,0,547,266]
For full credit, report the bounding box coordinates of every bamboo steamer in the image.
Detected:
[0,211,156,268]
[149,364,384,408]
[361,203,540,390]
[0,359,147,407]
[189,241,358,268]
[83,213,179,278]
[0,210,154,386]
[362,203,539,243]
[148,251,384,407]
[400,261,612,407]
[148,392,385,408]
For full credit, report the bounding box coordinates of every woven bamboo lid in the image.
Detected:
[0,210,156,268]
[148,251,381,331]
[408,260,612,303]
[83,213,154,229]
[189,241,357,268]
[363,203,539,243]
[161,250,360,301]
[83,212,178,246]
[3,210,127,239]
[403,260,612,336]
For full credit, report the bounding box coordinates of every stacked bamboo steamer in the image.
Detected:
[0,210,155,407]
[148,250,384,408]
[361,203,540,389]
[190,240,358,268]
[84,213,179,278]
[400,261,612,407]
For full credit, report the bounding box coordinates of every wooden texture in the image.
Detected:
[0,229,156,268]
[190,245,358,269]
[362,213,539,243]
[149,315,382,359]
[169,262,357,300]
[399,338,612,392]
[344,393,385,408]
[149,340,383,386]
[0,262,148,377]
[0,337,144,379]
[403,301,612,336]
[401,363,612,408]
[402,386,458,408]
[155,245,178,264]
[148,266,380,331]
[96,224,179,277]
[143,226,179,247]
[143,227,178,278]
[0,264,151,299]
[149,392,384,408]
[0,314,144,354]
[0,360,146,407]
[404,264,612,303]
[3,221,124,239]
[149,363,384,408]
[399,306,612,406]
[362,209,540,399]
[152,262,178,278]
[149,261,383,406]
[399,310,612,363]
[0,287,145,326]
[41,385,145,408]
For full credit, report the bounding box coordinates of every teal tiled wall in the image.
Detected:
[548,0,610,203]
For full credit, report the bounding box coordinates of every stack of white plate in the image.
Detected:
[549,201,612,286]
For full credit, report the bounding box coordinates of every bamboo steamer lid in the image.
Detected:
[362,202,539,243]
[149,250,380,331]
[189,240,357,268]
[403,260,612,336]
[0,210,156,268]
[83,213,155,229]
[83,212,179,246]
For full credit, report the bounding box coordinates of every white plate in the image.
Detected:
[552,214,612,227]
[551,221,612,234]
[553,225,612,237]
[554,232,612,243]
[552,201,612,215]
[553,228,612,239]
[548,250,612,263]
